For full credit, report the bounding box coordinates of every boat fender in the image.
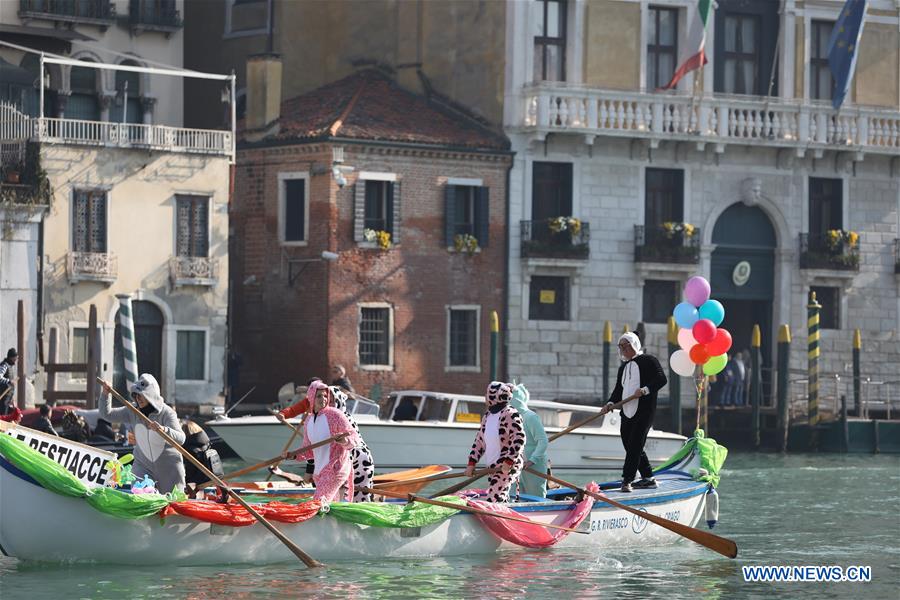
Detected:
[705,486,719,529]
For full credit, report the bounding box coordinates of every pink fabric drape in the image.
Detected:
[466,482,599,548]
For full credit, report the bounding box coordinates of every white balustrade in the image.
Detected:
[520,86,900,153]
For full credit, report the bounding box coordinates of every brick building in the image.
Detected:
[232,65,511,401]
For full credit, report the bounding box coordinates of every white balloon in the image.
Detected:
[677,328,697,352]
[669,349,696,377]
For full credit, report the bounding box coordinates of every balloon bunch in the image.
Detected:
[669,276,733,377]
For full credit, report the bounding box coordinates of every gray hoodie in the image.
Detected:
[99,373,186,493]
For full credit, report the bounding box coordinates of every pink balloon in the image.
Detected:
[684,276,711,308]
[692,319,717,344]
[707,328,733,356]
[677,328,697,352]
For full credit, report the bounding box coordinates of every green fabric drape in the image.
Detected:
[653,429,728,487]
[327,496,465,528]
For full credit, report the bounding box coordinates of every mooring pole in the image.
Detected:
[751,324,761,449]
[776,325,791,453]
[667,316,681,435]
[852,329,861,417]
[489,311,499,381]
[602,321,611,402]
[807,291,821,450]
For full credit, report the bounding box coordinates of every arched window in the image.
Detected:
[68,60,100,121]
[111,60,143,124]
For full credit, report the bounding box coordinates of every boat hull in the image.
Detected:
[210,417,685,471]
[0,457,708,565]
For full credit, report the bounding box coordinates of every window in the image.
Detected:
[72,190,107,252]
[448,308,479,368]
[811,287,839,330]
[809,178,842,234]
[111,61,142,125]
[225,0,269,35]
[359,306,392,366]
[645,168,684,226]
[444,185,489,247]
[71,327,89,364]
[529,275,569,321]
[176,330,206,380]
[532,162,573,222]
[811,21,834,101]
[642,280,679,323]
[647,7,678,89]
[68,62,100,121]
[722,13,759,95]
[364,180,393,234]
[354,175,400,244]
[534,0,567,81]
[175,195,209,257]
[278,174,307,244]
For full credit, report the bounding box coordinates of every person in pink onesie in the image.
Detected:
[285,381,359,502]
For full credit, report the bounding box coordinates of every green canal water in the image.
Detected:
[1,453,898,599]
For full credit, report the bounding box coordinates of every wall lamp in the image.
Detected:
[287,250,339,287]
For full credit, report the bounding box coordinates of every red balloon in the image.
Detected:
[689,344,710,365]
[692,319,717,344]
[707,328,733,356]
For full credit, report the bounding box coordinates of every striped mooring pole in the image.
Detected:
[807,291,821,447]
[489,310,499,381]
[602,321,612,402]
[116,294,140,390]
[667,316,681,435]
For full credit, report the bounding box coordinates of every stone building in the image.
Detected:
[231,63,510,401]
[0,0,233,409]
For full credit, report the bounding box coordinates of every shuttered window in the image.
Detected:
[176,330,206,380]
[72,189,107,252]
[444,185,490,247]
[176,195,209,257]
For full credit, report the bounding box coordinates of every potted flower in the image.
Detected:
[453,233,479,254]
[364,228,392,250]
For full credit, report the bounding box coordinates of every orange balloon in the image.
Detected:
[689,344,710,365]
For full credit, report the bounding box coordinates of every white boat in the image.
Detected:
[209,390,687,470]
[0,431,718,565]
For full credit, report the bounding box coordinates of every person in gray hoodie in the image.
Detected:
[99,374,185,494]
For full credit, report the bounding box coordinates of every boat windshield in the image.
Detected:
[352,397,380,416]
[454,401,482,423]
[418,396,452,422]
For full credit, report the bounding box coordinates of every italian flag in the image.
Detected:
[661,0,713,90]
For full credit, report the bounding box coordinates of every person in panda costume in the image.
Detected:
[606,332,668,493]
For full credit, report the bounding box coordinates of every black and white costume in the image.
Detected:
[330,386,375,502]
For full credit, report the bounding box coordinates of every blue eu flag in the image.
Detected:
[827,0,868,110]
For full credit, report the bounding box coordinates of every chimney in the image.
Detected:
[245,53,282,140]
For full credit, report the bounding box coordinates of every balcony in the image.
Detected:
[19,0,115,27]
[520,85,900,156]
[170,256,218,287]
[635,225,700,264]
[799,232,860,272]
[0,103,233,157]
[521,219,590,260]
[129,0,183,34]
[67,251,117,284]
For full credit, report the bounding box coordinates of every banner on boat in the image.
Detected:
[0,421,114,488]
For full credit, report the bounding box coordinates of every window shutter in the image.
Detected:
[389,181,400,243]
[444,185,456,247]
[475,186,490,248]
[353,181,365,242]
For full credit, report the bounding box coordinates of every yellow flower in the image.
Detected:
[375,230,392,250]
[569,218,582,236]
[848,231,859,248]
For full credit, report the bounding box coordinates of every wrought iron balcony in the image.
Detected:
[67,251,117,284]
[634,225,700,264]
[799,232,860,271]
[520,85,900,156]
[19,0,116,26]
[129,0,183,32]
[520,219,590,260]
[170,256,218,286]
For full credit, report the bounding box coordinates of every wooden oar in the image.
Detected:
[198,433,345,489]
[362,487,588,535]
[266,415,304,482]
[548,394,637,442]
[525,468,738,558]
[98,378,323,568]
[427,468,500,498]
[372,467,495,491]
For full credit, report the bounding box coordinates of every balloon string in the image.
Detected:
[694,373,706,432]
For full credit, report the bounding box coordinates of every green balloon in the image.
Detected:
[703,353,728,376]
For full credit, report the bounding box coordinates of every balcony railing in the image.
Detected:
[129,0,182,31]
[521,85,900,155]
[521,219,590,260]
[799,232,860,271]
[634,225,701,264]
[0,111,232,157]
[67,251,117,284]
[19,0,115,25]
[169,256,218,286]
